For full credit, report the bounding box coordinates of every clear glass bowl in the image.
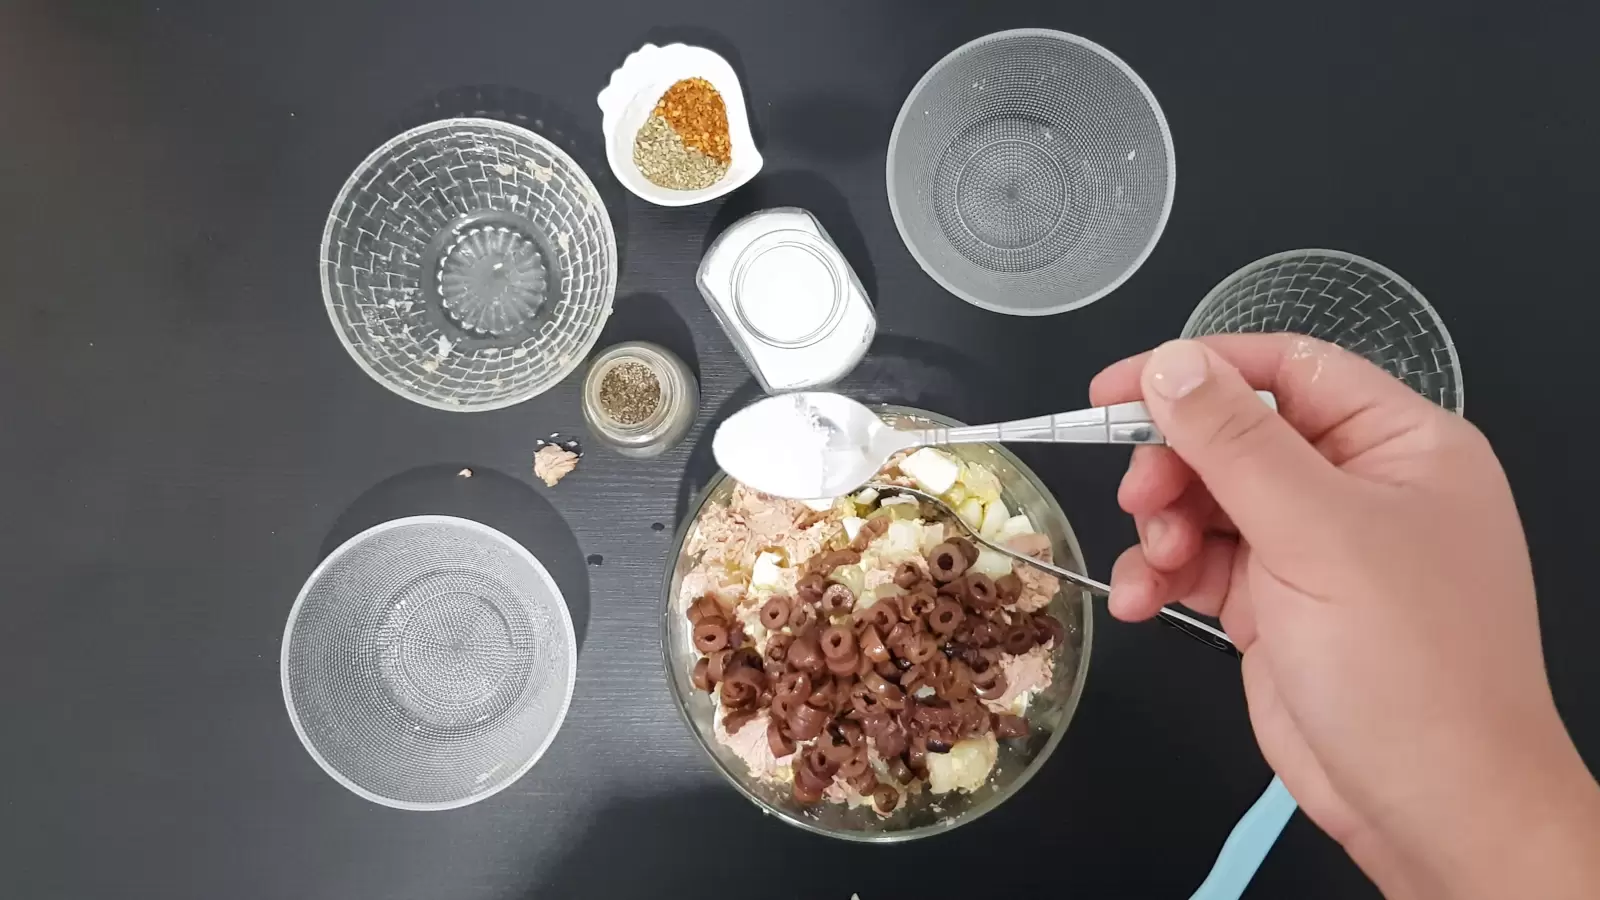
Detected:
[1184,249,1462,414]
[660,407,1094,841]
[320,118,618,411]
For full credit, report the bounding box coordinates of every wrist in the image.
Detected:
[1373,735,1600,900]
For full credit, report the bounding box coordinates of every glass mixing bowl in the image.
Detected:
[320,118,617,411]
[660,407,1094,841]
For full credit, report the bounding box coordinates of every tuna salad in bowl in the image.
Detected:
[661,407,1093,840]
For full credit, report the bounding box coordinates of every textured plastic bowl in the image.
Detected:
[282,516,577,810]
[887,29,1175,315]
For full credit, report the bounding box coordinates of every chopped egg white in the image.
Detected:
[959,463,1004,503]
[994,514,1034,544]
[830,563,866,598]
[971,547,1015,579]
[901,448,961,495]
[979,498,1011,539]
[877,519,925,560]
[956,497,985,530]
[926,733,998,794]
[1010,692,1031,716]
[842,516,866,541]
[855,585,891,609]
[853,487,880,505]
[744,617,769,650]
[750,551,785,590]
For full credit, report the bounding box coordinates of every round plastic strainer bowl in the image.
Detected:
[887,29,1175,315]
[662,407,1094,841]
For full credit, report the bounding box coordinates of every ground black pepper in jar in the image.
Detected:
[598,361,662,425]
[582,342,698,458]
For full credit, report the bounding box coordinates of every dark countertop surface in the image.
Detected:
[4,1,1598,897]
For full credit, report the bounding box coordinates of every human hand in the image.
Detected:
[1090,335,1600,899]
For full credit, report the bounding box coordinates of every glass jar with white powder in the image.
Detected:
[696,207,876,393]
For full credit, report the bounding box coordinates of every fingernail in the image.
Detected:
[1142,514,1169,555]
[1147,340,1210,400]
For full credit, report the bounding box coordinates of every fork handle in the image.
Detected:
[985,535,1238,656]
[915,392,1277,446]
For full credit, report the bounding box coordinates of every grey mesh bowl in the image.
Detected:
[281,516,577,810]
[1184,249,1463,413]
[887,29,1175,315]
[321,118,617,411]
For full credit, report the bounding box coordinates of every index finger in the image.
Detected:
[1089,333,1435,451]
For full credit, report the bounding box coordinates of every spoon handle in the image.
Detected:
[914,392,1277,446]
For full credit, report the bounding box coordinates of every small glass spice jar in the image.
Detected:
[581,341,698,458]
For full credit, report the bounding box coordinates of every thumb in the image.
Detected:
[1140,340,1346,553]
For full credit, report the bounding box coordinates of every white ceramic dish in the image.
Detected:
[597,43,763,207]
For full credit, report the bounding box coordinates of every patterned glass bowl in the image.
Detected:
[661,407,1094,841]
[281,516,577,810]
[1184,249,1462,413]
[320,118,617,411]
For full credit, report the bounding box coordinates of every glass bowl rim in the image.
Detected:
[1182,247,1463,415]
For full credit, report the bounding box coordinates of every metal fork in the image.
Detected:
[867,482,1237,656]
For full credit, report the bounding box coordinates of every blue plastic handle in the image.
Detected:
[1188,775,1298,900]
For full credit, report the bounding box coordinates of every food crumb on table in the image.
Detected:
[533,445,579,487]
